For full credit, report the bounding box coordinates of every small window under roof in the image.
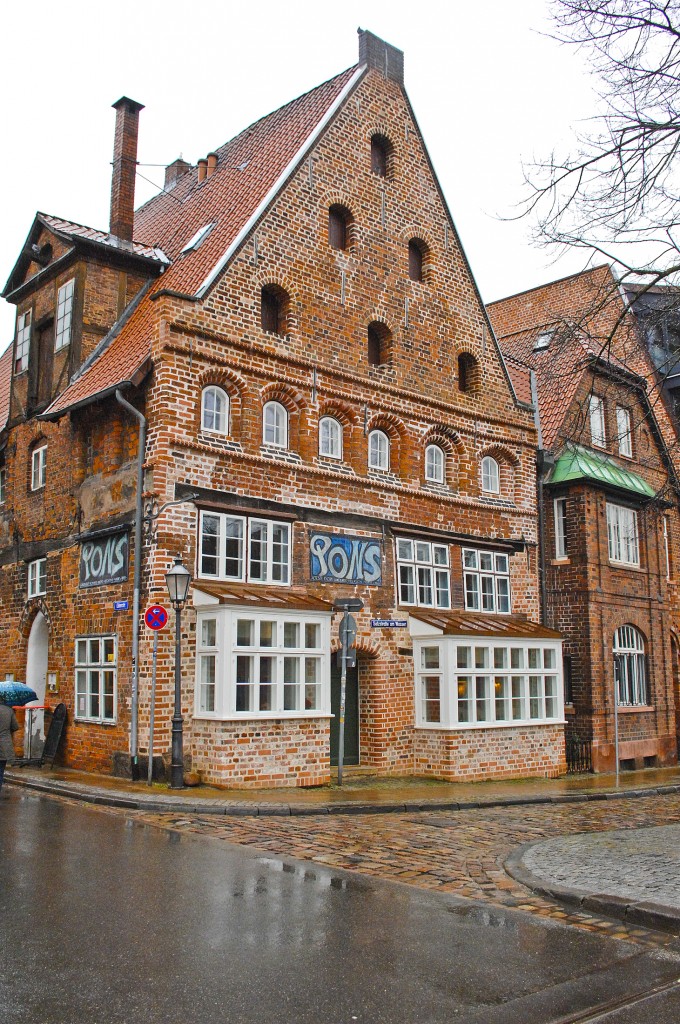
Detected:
[533,329,554,352]
[181,222,216,254]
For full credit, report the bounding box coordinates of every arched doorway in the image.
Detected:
[25,611,49,758]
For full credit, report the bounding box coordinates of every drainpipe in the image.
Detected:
[530,370,554,626]
[115,389,146,772]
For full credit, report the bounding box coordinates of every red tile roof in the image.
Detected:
[45,65,362,417]
[39,213,167,263]
[0,343,12,431]
[410,609,561,639]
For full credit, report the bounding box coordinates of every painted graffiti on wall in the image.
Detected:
[79,532,129,588]
[309,531,382,585]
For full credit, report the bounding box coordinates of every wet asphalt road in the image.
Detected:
[2,788,680,1024]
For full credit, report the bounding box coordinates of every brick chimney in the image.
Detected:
[164,157,191,190]
[357,29,404,85]
[110,96,144,241]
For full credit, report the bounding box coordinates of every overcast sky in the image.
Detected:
[0,0,598,347]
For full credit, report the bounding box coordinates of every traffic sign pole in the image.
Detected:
[337,612,357,787]
[147,630,159,786]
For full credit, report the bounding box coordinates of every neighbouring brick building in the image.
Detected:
[0,31,565,788]
[489,265,680,773]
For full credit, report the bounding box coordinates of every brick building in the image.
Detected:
[489,265,680,773]
[0,32,565,787]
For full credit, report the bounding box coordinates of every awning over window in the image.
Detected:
[548,443,655,498]
[192,582,333,612]
[409,609,562,640]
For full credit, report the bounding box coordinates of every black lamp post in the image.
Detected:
[165,555,192,789]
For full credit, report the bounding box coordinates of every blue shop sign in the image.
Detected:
[309,531,382,585]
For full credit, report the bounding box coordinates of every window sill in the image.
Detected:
[608,561,643,572]
[193,711,331,722]
[617,704,655,713]
[550,558,570,566]
[415,719,565,731]
[74,718,117,726]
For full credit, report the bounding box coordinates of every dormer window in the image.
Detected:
[181,222,216,254]
[533,330,554,352]
[55,279,75,351]
[14,310,31,375]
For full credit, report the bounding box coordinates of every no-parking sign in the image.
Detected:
[144,605,169,630]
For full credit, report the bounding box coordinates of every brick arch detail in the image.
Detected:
[399,224,436,256]
[478,443,519,501]
[196,368,248,438]
[612,622,650,647]
[422,432,460,490]
[318,400,359,428]
[330,636,382,660]
[321,190,359,253]
[260,381,308,455]
[254,273,298,335]
[366,412,410,478]
[19,598,52,639]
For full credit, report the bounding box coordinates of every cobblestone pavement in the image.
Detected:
[520,823,680,908]
[137,792,680,949]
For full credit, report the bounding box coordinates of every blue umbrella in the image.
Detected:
[0,682,39,707]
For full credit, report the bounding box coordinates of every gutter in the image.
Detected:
[530,369,552,627]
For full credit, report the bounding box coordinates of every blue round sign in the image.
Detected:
[144,605,169,630]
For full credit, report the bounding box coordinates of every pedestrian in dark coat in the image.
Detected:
[0,703,19,793]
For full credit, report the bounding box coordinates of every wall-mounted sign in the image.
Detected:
[310,532,382,585]
[113,600,129,612]
[371,619,408,628]
[79,531,129,589]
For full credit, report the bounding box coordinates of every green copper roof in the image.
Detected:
[548,444,656,498]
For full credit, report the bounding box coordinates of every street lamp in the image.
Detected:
[165,555,192,789]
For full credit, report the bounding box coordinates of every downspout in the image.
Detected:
[530,370,553,626]
[115,388,146,772]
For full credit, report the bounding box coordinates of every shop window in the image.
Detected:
[396,538,450,608]
[589,394,606,448]
[368,429,390,471]
[414,638,562,728]
[554,497,568,559]
[31,445,47,491]
[481,456,499,494]
[27,557,46,598]
[328,205,352,250]
[606,502,639,565]
[55,278,75,351]
[199,511,290,585]
[319,416,343,460]
[367,321,391,366]
[15,309,31,375]
[201,386,230,435]
[425,444,445,484]
[195,608,331,719]
[613,626,648,706]
[616,405,633,457]
[262,400,288,448]
[462,548,511,614]
[260,284,289,335]
[75,635,116,723]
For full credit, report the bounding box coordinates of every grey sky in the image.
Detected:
[0,0,596,346]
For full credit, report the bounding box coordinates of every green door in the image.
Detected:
[330,660,359,767]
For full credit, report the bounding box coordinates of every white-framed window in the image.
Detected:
[414,637,563,728]
[554,497,568,559]
[55,278,75,351]
[0,466,5,504]
[263,401,288,448]
[606,502,639,566]
[481,455,499,494]
[195,608,331,719]
[396,538,450,608]
[462,548,511,614]
[425,444,445,484]
[27,558,46,598]
[199,511,290,585]
[589,395,606,448]
[15,310,31,375]
[319,416,342,460]
[613,625,648,706]
[75,635,116,723]
[31,445,47,491]
[201,386,229,434]
[368,429,389,471]
[616,405,632,458]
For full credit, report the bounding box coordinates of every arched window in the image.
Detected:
[613,626,648,706]
[458,352,480,394]
[319,416,342,460]
[368,429,390,471]
[370,134,390,177]
[408,239,425,282]
[201,386,229,434]
[367,322,391,366]
[425,444,445,484]
[481,456,500,494]
[328,205,352,251]
[263,401,288,448]
[260,285,289,335]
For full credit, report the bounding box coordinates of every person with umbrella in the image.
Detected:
[0,701,20,795]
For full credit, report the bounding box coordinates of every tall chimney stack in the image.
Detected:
[110,96,144,241]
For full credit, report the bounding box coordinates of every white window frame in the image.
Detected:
[554,497,568,559]
[201,386,230,435]
[263,401,288,448]
[368,429,389,471]
[481,456,500,494]
[613,626,648,706]
[198,510,291,585]
[606,502,640,566]
[15,309,31,375]
[31,445,47,491]
[319,416,342,460]
[396,538,450,608]
[414,636,563,729]
[27,558,46,598]
[462,547,512,614]
[195,607,331,720]
[589,395,606,448]
[425,444,445,484]
[616,405,633,458]
[55,278,75,352]
[74,635,117,723]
